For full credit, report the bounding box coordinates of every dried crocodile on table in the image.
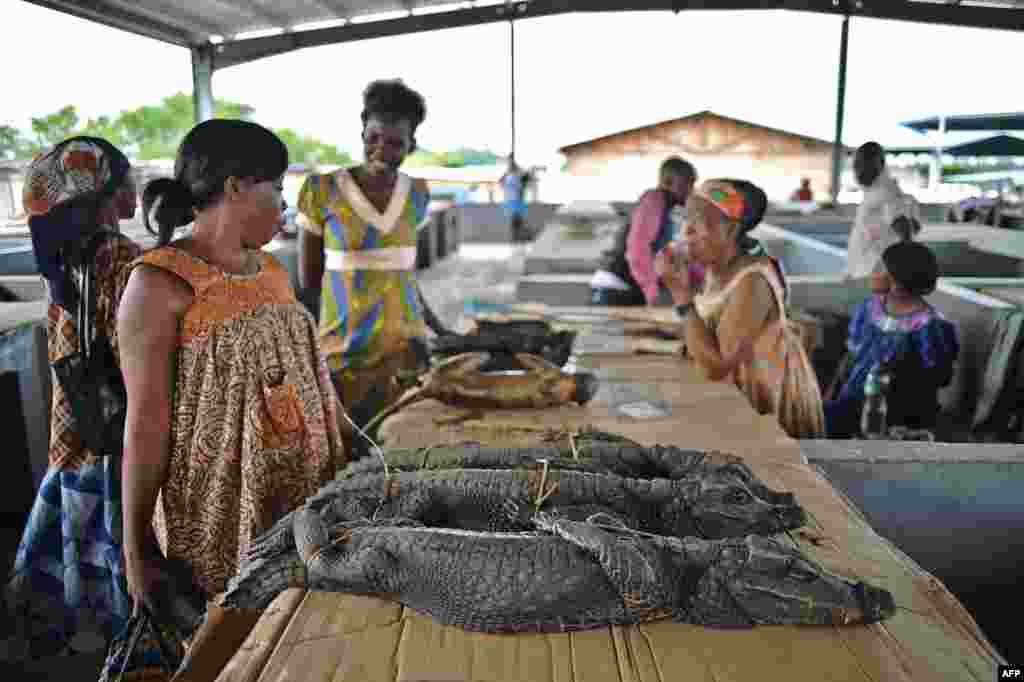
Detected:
[245,465,806,566]
[340,441,760,487]
[365,352,600,433]
[432,319,577,372]
[222,510,894,631]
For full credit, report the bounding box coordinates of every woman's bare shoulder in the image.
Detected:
[122,259,193,317]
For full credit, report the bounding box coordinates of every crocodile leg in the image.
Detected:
[294,508,394,592]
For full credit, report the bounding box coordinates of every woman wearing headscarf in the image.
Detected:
[675,178,824,439]
[4,137,141,660]
[825,239,958,438]
[296,79,433,432]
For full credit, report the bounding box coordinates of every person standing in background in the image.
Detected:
[590,157,696,306]
[5,137,141,662]
[500,155,529,243]
[297,79,433,434]
[847,141,919,278]
[791,178,813,202]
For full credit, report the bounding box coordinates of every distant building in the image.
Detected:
[403,164,508,204]
[557,110,851,201]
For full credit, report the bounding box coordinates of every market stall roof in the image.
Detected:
[902,112,1024,133]
[945,134,1024,157]
[23,0,1024,69]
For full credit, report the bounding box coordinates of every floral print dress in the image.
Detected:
[132,246,345,598]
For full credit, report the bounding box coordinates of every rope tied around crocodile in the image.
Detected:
[532,459,559,512]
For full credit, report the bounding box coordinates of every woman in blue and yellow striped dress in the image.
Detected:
[297,79,431,429]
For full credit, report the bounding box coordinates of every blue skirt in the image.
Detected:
[5,455,130,658]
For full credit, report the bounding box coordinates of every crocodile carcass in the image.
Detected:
[245,463,806,567]
[432,319,577,372]
[221,510,894,631]
[365,352,600,433]
[340,441,761,490]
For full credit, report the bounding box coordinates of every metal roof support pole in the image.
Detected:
[192,44,216,124]
[509,16,516,162]
[830,12,850,203]
[931,115,946,188]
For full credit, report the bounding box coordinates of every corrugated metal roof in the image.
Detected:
[902,113,1024,133]
[22,0,1024,62]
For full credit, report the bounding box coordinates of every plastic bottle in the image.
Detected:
[861,366,890,439]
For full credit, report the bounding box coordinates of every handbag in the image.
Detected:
[51,230,128,457]
[98,608,186,682]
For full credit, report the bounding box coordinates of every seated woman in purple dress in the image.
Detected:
[825,240,959,438]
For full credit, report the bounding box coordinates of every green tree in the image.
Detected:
[30,105,79,148]
[6,94,354,166]
[0,125,33,160]
[403,147,501,168]
[79,115,127,147]
[274,128,354,167]
[116,92,257,159]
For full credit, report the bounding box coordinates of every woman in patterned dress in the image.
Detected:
[297,79,432,433]
[670,179,825,439]
[116,119,345,622]
[4,138,141,660]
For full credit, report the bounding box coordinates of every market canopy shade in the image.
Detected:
[944,135,1024,157]
[23,0,1024,69]
[901,113,1024,133]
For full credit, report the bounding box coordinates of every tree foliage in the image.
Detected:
[0,125,32,161]
[0,94,499,172]
[30,105,80,149]
[404,147,502,168]
[275,128,353,167]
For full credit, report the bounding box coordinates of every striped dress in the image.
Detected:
[297,169,429,410]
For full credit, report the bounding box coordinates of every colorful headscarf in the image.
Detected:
[694,179,767,231]
[24,137,130,309]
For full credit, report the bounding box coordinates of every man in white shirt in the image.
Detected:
[847,142,919,278]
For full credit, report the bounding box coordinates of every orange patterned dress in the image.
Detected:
[132,246,345,596]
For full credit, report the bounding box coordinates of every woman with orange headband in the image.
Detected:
[666,178,824,439]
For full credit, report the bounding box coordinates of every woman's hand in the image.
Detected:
[125,550,170,617]
[653,244,675,282]
[655,243,693,304]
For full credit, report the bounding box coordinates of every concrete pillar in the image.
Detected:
[830,15,850,203]
[931,115,946,189]
[191,44,216,124]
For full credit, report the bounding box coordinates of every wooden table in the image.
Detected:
[205,343,1004,682]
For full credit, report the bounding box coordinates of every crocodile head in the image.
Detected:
[685,474,805,539]
[687,535,895,627]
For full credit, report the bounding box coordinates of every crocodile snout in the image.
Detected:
[854,582,896,624]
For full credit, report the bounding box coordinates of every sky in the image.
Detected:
[3,2,1024,167]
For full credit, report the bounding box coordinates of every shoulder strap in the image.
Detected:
[723,262,788,323]
[133,246,219,295]
[75,229,120,363]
